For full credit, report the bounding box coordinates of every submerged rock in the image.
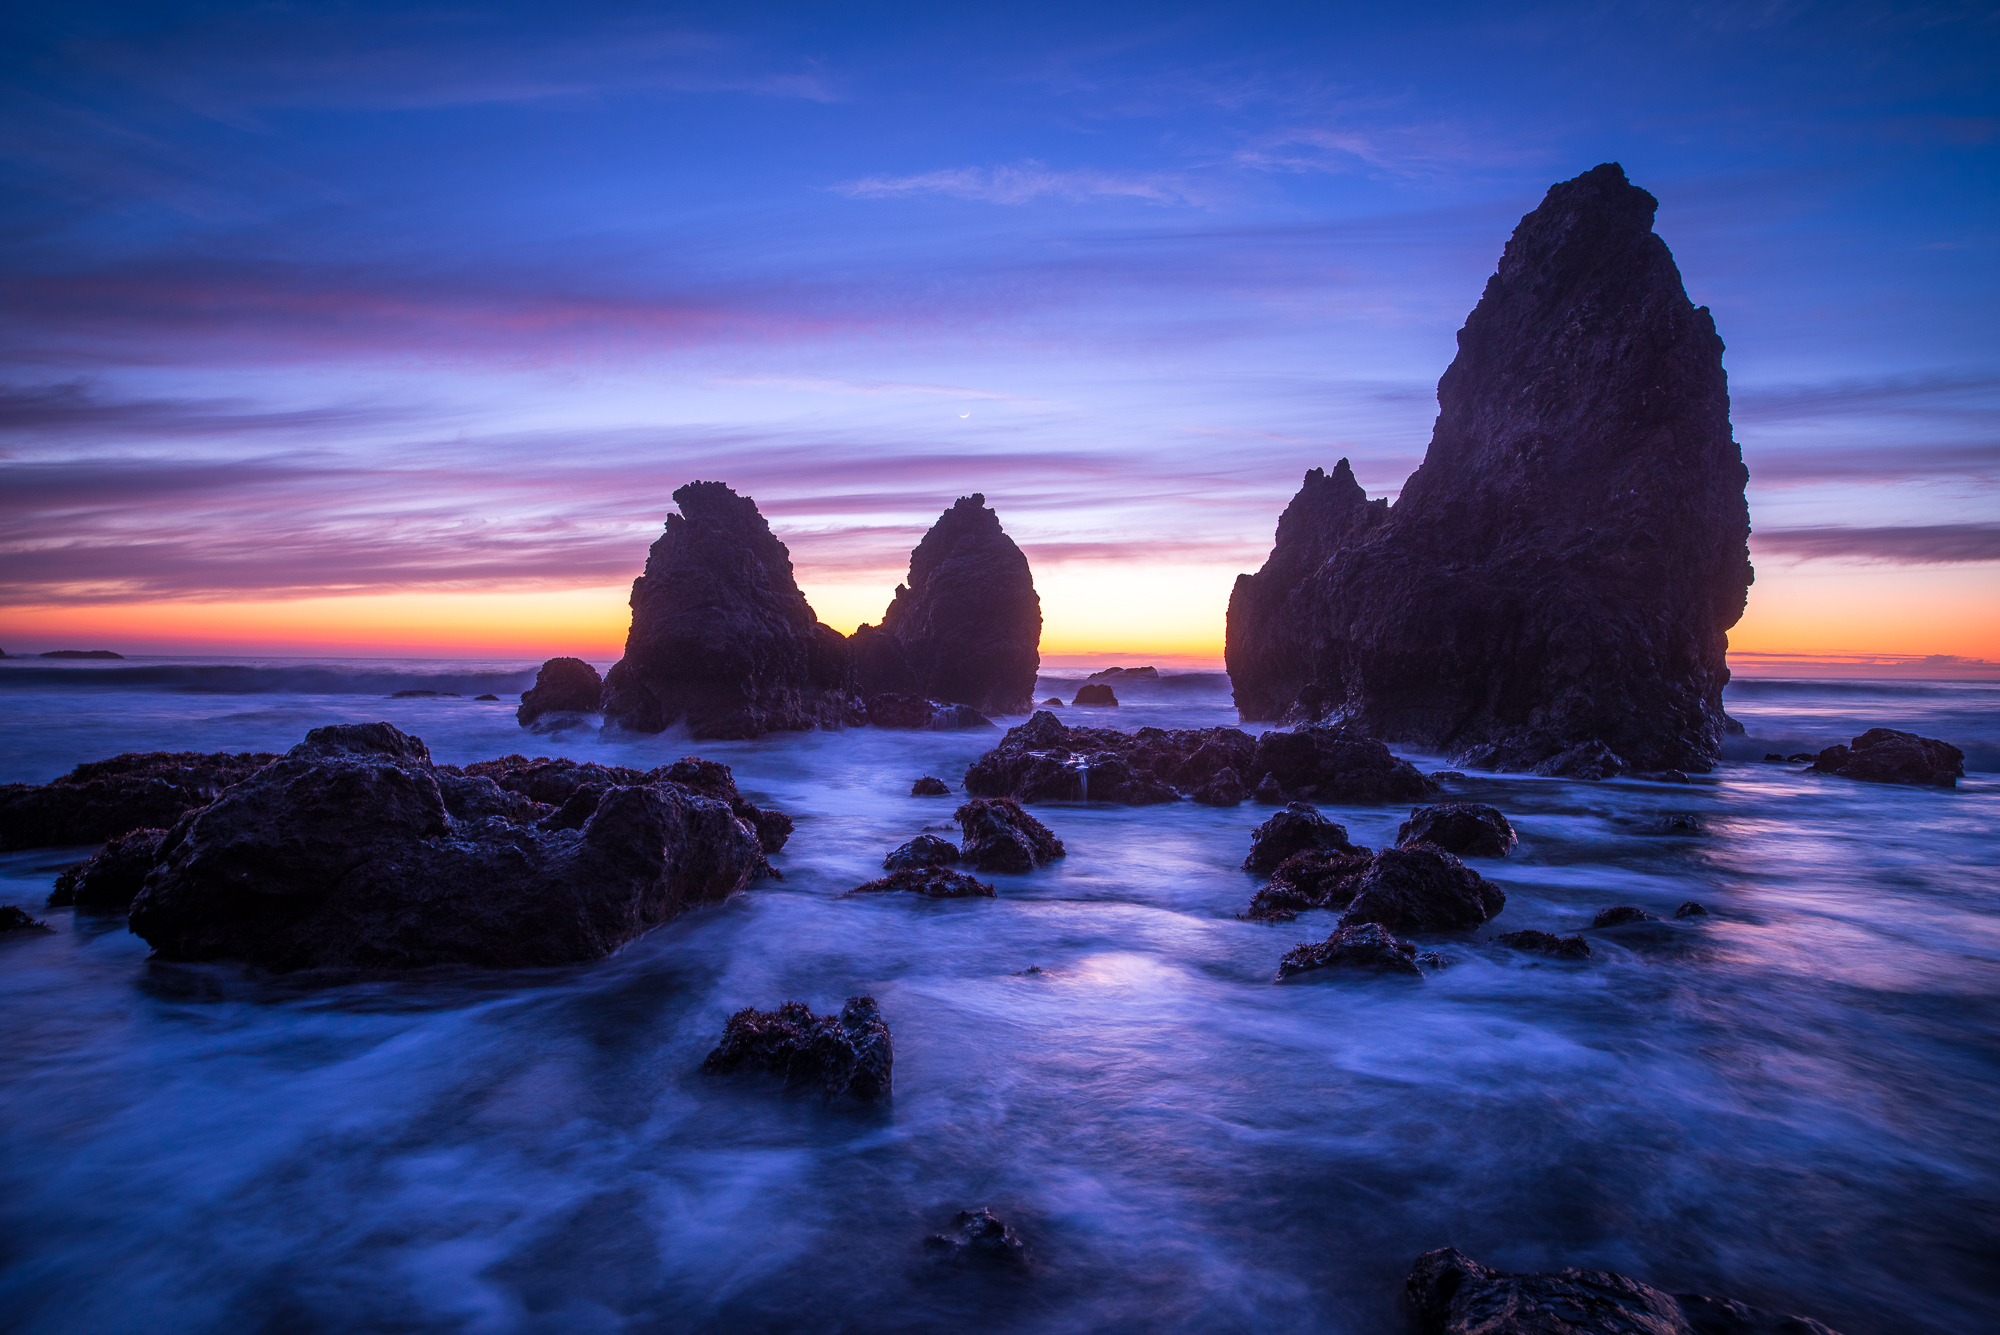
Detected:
[1593,905,1657,927]
[1226,165,1752,775]
[1675,901,1709,918]
[48,827,166,908]
[851,494,1041,714]
[0,749,278,852]
[883,834,959,871]
[1397,803,1518,857]
[1495,928,1592,959]
[1243,802,1367,873]
[516,657,603,726]
[1072,683,1118,706]
[955,798,1065,873]
[700,996,893,1103]
[601,481,861,739]
[1406,1246,1843,1335]
[924,1208,1028,1266]
[911,776,951,796]
[127,723,765,972]
[1808,728,1965,788]
[1276,921,1423,980]
[1647,813,1706,836]
[851,866,994,898]
[1245,849,1373,922]
[1341,844,1505,934]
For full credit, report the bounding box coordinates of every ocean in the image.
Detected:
[1,658,1995,1334]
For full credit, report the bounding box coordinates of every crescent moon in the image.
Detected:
[960,411,971,418]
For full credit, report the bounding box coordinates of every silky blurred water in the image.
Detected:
[1,659,1995,1334]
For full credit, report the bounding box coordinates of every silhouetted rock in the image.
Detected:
[1244,802,1367,873]
[127,723,764,971]
[48,827,166,908]
[1808,728,1965,788]
[1593,905,1656,927]
[1276,921,1423,980]
[1341,844,1505,933]
[852,494,1041,713]
[1245,850,1373,922]
[911,776,950,796]
[1495,928,1591,959]
[955,798,1064,873]
[1088,665,1157,680]
[516,656,603,726]
[0,750,278,852]
[474,693,501,701]
[1406,1247,1843,1335]
[1248,726,1438,803]
[1072,683,1117,706]
[700,997,892,1103]
[851,866,995,898]
[1040,697,1062,707]
[461,752,791,853]
[1191,766,1246,806]
[2,905,51,932]
[883,834,959,871]
[388,689,449,698]
[962,711,1256,805]
[1675,901,1709,918]
[601,481,861,739]
[40,650,123,659]
[1397,803,1518,856]
[1227,164,1752,775]
[924,1209,1028,1266]
[863,693,992,730]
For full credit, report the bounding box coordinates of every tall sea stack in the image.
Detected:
[1226,164,1752,773]
[852,494,1041,713]
[602,481,861,739]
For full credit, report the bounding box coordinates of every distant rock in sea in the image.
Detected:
[1226,163,1752,774]
[517,656,604,726]
[852,494,1041,714]
[601,481,862,739]
[40,650,124,659]
[1808,727,1964,788]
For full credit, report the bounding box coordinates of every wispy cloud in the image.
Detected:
[710,376,1041,403]
[834,161,1217,207]
[1751,523,2000,564]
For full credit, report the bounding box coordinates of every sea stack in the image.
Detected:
[852,494,1041,714]
[1226,163,1752,774]
[601,481,861,739]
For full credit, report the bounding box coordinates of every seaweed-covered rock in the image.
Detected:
[601,481,862,738]
[883,834,959,871]
[48,827,166,908]
[1397,803,1517,857]
[1495,928,1592,959]
[1247,726,1438,804]
[924,1208,1028,1266]
[1275,921,1423,980]
[1245,849,1373,922]
[1808,728,1965,788]
[462,752,792,854]
[911,776,950,796]
[0,750,277,852]
[1072,683,1117,706]
[962,711,1259,805]
[1341,844,1505,934]
[1243,802,1367,873]
[955,798,1065,873]
[851,866,995,898]
[515,656,603,726]
[700,996,893,1103]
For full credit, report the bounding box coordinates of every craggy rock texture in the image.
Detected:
[1407,1247,1843,1335]
[851,494,1041,713]
[49,827,166,908]
[850,866,995,899]
[127,723,765,972]
[1276,922,1423,980]
[601,481,862,739]
[1246,850,1373,922]
[883,834,959,871]
[700,997,893,1103]
[1072,684,1118,706]
[461,753,792,853]
[964,711,1258,806]
[515,657,603,726]
[911,776,951,796]
[924,1209,1028,1266]
[1191,767,1246,807]
[1227,164,1753,775]
[1246,726,1438,804]
[1243,802,1368,874]
[862,693,992,731]
[2,905,50,932]
[1496,928,1592,959]
[1342,844,1506,934]
[1676,901,1709,918]
[1398,803,1519,857]
[955,798,1064,874]
[0,750,277,852]
[1808,728,1965,788]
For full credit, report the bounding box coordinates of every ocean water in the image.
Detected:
[1,659,1995,1334]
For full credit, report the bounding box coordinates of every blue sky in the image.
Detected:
[2,1,1995,659]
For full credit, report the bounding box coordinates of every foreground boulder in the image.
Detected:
[851,494,1041,714]
[883,834,959,870]
[1398,803,1518,857]
[1244,850,1373,922]
[955,798,1064,873]
[1407,1247,1842,1335]
[924,1209,1028,1267]
[1243,802,1368,873]
[0,750,278,852]
[1342,844,1505,933]
[459,753,792,853]
[1807,728,1964,788]
[48,827,166,908]
[515,656,603,726]
[601,481,861,738]
[1226,164,1752,774]
[851,867,994,899]
[700,996,893,1103]
[1276,922,1423,980]
[127,723,765,971]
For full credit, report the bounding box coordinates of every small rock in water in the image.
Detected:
[48,827,166,908]
[1396,803,1518,857]
[1071,683,1117,706]
[516,657,603,725]
[1014,965,1043,975]
[1675,900,1710,918]
[1763,753,1786,762]
[1243,802,1367,873]
[850,866,994,898]
[1276,922,1424,980]
[1593,905,1658,927]
[388,689,444,698]
[474,693,501,701]
[1808,727,1965,788]
[1647,813,1706,835]
[882,834,960,871]
[700,997,893,1104]
[1429,770,1467,782]
[1785,752,1817,763]
[1495,929,1592,959]
[2,905,51,932]
[910,776,950,796]
[1040,697,1063,707]
[955,798,1064,873]
[1190,766,1246,807]
[923,1208,1028,1267]
[1341,844,1505,934]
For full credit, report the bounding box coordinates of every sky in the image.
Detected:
[1,0,1995,670]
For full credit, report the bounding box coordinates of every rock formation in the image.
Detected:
[850,866,995,898]
[924,1209,1029,1266]
[1226,164,1753,774]
[0,750,278,851]
[1807,728,1964,787]
[1242,802,1368,873]
[1072,684,1117,706]
[700,997,893,1103]
[882,834,959,871]
[601,481,861,739]
[1397,803,1518,857]
[516,656,603,726]
[49,828,167,908]
[1246,850,1374,922]
[851,494,1041,713]
[1341,844,1505,933]
[955,798,1064,873]
[1495,928,1592,959]
[1276,922,1425,980]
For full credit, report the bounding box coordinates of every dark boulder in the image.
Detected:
[1593,905,1656,927]
[1276,921,1423,980]
[1248,726,1438,803]
[883,834,959,871]
[1191,767,1246,807]
[1245,849,1372,922]
[1243,802,1367,873]
[1072,683,1117,706]
[40,649,123,659]
[852,494,1041,713]
[474,693,501,701]
[1089,665,1157,680]
[1675,901,1709,918]
[955,798,1064,873]
[924,1208,1028,1266]
[1040,697,1063,707]
[700,996,893,1103]
[1495,928,1591,959]
[1341,844,1505,934]
[127,724,764,972]
[911,776,950,796]
[516,657,603,726]
[1808,728,1964,788]
[1406,1247,1842,1335]
[851,866,995,898]
[0,749,278,852]
[863,693,992,730]
[1397,803,1518,857]
[601,481,862,739]
[962,711,1261,806]
[48,827,166,908]
[462,752,792,854]
[3,905,51,932]
[1226,164,1752,775]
